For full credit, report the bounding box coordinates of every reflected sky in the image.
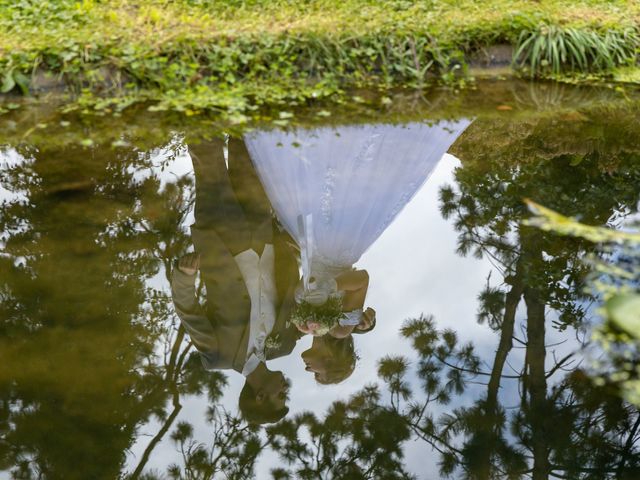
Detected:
[124,146,586,478]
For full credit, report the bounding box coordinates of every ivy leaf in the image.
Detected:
[13,72,30,95]
[1,71,15,93]
[607,294,640,337]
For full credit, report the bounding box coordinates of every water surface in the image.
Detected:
[1,81,640,479]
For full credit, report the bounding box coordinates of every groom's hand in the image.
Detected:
[178,253,200,276]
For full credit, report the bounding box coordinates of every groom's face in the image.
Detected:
[240,370,290,424]
[258,371,289,410]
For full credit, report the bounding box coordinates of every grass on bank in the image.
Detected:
[1,0,639,117]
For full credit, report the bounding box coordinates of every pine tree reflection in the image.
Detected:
[436,108,640,479]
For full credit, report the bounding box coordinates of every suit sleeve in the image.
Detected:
[171,268,219,356]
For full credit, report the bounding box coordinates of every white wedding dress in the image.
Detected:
[244,120,470,319]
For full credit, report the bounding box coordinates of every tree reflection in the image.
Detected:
[159,315,640,479]
[154,106,640,480]
[436,106,640,479]
[0,137,219,480]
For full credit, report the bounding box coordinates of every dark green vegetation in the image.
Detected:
[1,82,640,478]
[0,0,639,117]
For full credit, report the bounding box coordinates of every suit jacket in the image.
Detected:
[171,138,301,373]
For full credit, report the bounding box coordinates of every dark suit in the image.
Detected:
[171,138,300,373]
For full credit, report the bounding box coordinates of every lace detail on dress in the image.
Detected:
[321,167,337,225]
[311,252,354,271]
[315,132,383,264]
[354,133,382,167]
[372,177,422,241]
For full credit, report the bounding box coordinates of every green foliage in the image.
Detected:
[525,200,640,244]
[0,68,28,94]
[525,201,640,406]
[439,109,640,477]
[166,409,263,479]
[446,104,640,330]
[0,131,229,479]
[607,294,640,337]
[514,24,640,77]
[0,0,639,115]
[377,356,412,401]
[265,385,413,479]
[476,284,506,330]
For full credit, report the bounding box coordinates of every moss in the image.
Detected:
[0,0,639,117]
[612,65,640,83]
[2,79,637,151]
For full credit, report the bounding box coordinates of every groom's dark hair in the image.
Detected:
[238,381,289,425]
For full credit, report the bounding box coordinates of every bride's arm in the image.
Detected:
[335,270,369,291]
[336,269,369,311]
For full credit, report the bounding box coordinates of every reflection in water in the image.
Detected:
[245,121,470,337]
[171,123,471,424]
[171,138,300,424]
[0,141,202,479]
[0,95,639,479]
[437,114,640,479]
[302,334,356,384]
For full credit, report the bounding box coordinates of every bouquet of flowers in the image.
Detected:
[290,295,344,336]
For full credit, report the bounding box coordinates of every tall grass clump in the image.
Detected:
[513,25,640,77]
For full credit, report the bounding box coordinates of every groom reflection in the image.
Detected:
[171,137,301,424]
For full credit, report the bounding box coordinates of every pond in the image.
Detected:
[1,80,640,480]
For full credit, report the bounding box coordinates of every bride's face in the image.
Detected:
[301,338,331,374]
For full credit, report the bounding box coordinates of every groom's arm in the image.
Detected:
[171,254,219,354]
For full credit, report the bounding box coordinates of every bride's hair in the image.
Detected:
[313,335,356,385]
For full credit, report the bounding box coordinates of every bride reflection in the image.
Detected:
[302,335,356,384]
[245,120,471,337]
